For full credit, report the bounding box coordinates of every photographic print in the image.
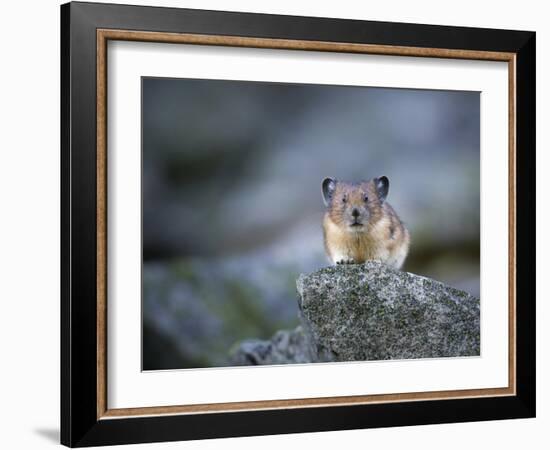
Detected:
[62,4,535,445]
[141,78,481,371]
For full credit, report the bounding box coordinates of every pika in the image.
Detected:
[322,176,410,269]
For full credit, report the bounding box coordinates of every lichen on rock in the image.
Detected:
[229,261,480,365]
[297,261,480,362]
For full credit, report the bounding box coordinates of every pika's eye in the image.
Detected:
[364,195,369,202]
[342,196,347,204]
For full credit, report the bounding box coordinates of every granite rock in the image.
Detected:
[229,261,480,365]
[297,261,480,362]
[228,326,312,365]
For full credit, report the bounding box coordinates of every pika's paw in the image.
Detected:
[336,258,355,265]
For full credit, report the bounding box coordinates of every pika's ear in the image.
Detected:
[376,176,389,203]
[322,177,337,207]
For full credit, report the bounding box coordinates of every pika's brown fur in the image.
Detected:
[322,176,410,269]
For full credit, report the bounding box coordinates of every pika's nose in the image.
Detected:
[352,208,360,218]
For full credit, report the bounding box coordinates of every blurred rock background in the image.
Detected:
[142,77,480,370]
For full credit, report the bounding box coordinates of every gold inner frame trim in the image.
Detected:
[96,28,517,420]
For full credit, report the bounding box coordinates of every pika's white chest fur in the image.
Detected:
[323,214,409,269]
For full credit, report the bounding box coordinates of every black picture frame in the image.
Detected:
[61,1,535,447]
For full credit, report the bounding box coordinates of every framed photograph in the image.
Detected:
[60,1,535,447]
